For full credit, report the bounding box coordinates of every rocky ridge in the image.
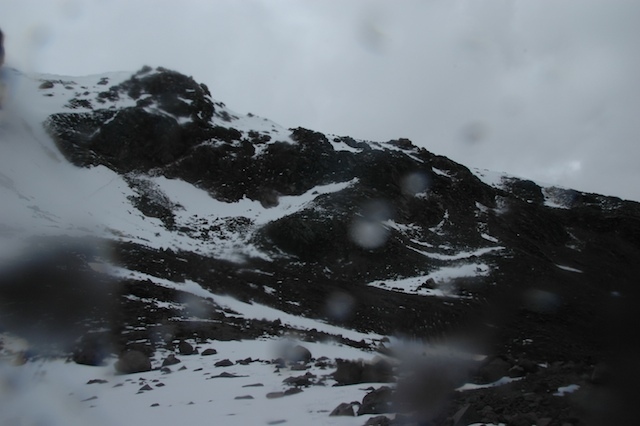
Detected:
[1,66,639,425]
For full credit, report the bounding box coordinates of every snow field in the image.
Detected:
[0,337,387,426]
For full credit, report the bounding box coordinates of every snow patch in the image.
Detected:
[470,168,507,189]
[367,262,491,297]
[556,264,583,273]
[432,167,452,178]
[109,267,381,342]
[407,245,504,261]
[553,384,580,396]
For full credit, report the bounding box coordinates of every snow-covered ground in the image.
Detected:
[0,336,388,426]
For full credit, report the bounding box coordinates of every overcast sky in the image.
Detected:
[2,0,639,201]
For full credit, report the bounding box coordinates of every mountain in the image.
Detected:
[1,66,639,425]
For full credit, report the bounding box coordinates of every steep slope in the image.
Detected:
[1,66,639,425]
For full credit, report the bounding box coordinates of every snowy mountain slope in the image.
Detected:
[2,66,640,425]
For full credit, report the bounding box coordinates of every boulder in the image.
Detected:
[364,416,391,426]
[288,345,312,363]
[357,386,394,415]
[215,359,234,367]
[162,354,181,366]
[330,402,356,417]
[178,340,195,355]
[39,80,55,89]
[201,348,217,356]
[284,388,303,396]
[266,392,285,399]
[114,350,151,374]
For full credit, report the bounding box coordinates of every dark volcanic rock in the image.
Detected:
[357,386,394,415]
[266,392,285,399]
[162,354,181,366]
[177,340,195,355]
[214,359,234,367]
[45,67,216,173]
[288,345,312,363]
[211,372,246,378]
[329,402,356,417]
[115,350,151,374]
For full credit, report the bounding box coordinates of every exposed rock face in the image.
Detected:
[45,67,215,172]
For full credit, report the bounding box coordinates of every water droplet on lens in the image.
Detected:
[325,291,355,321]
[401,172,430,196]
[349,218,389,249]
